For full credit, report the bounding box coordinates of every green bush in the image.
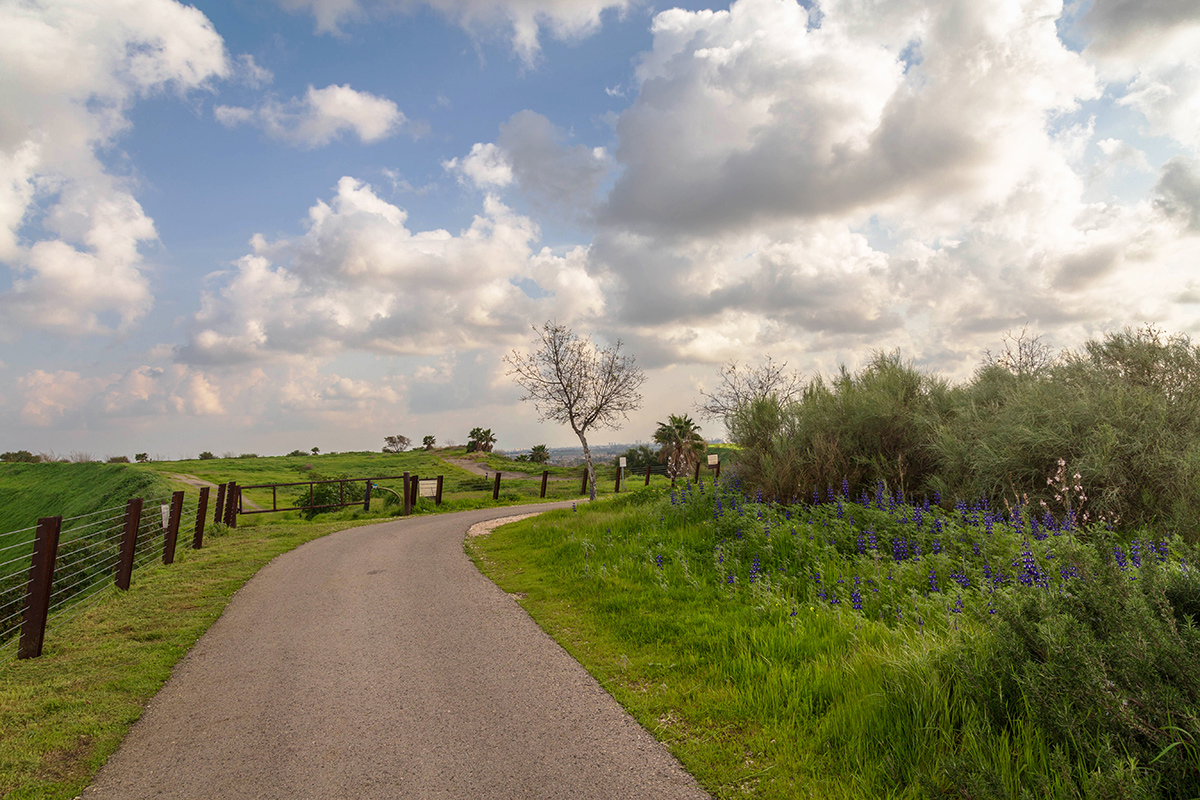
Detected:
[728,327,1200,538]
[289,474,366,519]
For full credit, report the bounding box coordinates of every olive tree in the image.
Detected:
[505,322,646,500]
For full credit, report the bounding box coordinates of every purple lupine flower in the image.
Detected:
[928,567,940,593]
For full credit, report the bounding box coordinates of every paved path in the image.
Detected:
[82,503,710,800]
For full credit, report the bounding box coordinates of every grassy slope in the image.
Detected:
[0,464,173,536]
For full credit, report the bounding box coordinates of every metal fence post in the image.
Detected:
[645,465,651,486]
[363,481,372,512]
[693,462,701,483]
[412,474,419,507]
[614,466,622,493]
[540,470,548,498]
[213,483,226,525]
[194,487,209,549]
[116,498,143,591]
[163,491,184,565]
[492,472,501,500]
[224,482,238,528]
[402,471,411,515]
[435,475,443,505]
[18,516,62,659]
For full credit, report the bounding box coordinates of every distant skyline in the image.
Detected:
[2,0,1199,459]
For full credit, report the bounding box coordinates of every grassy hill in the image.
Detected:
[0,462,173,536]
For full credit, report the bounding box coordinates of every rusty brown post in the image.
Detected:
[402,471,411,515]
[645,465,652,486]
[540,470,548,499]
[714,462,721,481]
[580,470,588,496]
[492,472,501,500]
[213,482,226,525]
[224,483,238,527]
[116,498,143,591]
[693,462,701,483]
[363,481,372,512]
[411,474,419,507]
[163,491,184,565]
[435,475,443,505]
[18,516,62,659]
[614,466,622,493]
[194,487,209,549]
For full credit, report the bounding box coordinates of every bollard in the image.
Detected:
[163,491,184,565]
[492,471,501,501]
[116,498,143,591]
[614,466,622,493]
[540,470,549,499]
[645,465,651,486]
[213,482,226,525]
[18,517,62,659]
[402,471,411,515]
[435,475,444,505]
[194,487,209,549]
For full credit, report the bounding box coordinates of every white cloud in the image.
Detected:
[444,142,514,188]
[276,0,633,64]
[215,83,405,147]
[575,0,1198,378]
[177,177,608,364]
[1078,0,1200,151]
[0,0,229,338]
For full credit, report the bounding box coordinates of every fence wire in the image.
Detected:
[0,491,209,662]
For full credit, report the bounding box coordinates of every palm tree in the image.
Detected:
[653,414,707,479]
[529,444,550,463]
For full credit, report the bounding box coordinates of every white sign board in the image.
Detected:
[418,480,438,498]
[707,454,719,466]
[619,457,627,468]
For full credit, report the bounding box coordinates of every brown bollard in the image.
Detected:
[18,516,62,659]
[194,487,209,549]
[492,471,501,500]
[224,483,238,527]
[116,498,143,591]
[540,470,548,499]
[435,476,444,505]
[213,482,226,525]
[645,465,651,486]
[163,491,184,565]
[402,471,411,515]
[615,466,622,493]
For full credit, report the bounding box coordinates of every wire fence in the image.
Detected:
[0,489,211,662]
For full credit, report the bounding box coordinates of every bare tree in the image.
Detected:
[694,355,804,426]
[982,327,1057,377]
[505,322,646,500]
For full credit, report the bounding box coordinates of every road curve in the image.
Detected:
[82,503,711,800]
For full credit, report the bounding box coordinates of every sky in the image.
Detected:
[1,0,1199,460]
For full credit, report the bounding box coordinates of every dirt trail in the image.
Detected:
[443,457,573,481]
[167,473,263,511]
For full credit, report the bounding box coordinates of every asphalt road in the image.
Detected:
[82,503,711,800]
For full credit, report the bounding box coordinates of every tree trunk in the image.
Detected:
[576,430,596,501]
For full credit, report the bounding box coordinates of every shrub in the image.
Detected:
[290,473,365,519]
[106,455,130,463]
[1,450,38,463]
[198,451,215,460]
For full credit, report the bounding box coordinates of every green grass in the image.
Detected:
[0,463,172,537]
[0,516,381,800]
[469,482,1200,799]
